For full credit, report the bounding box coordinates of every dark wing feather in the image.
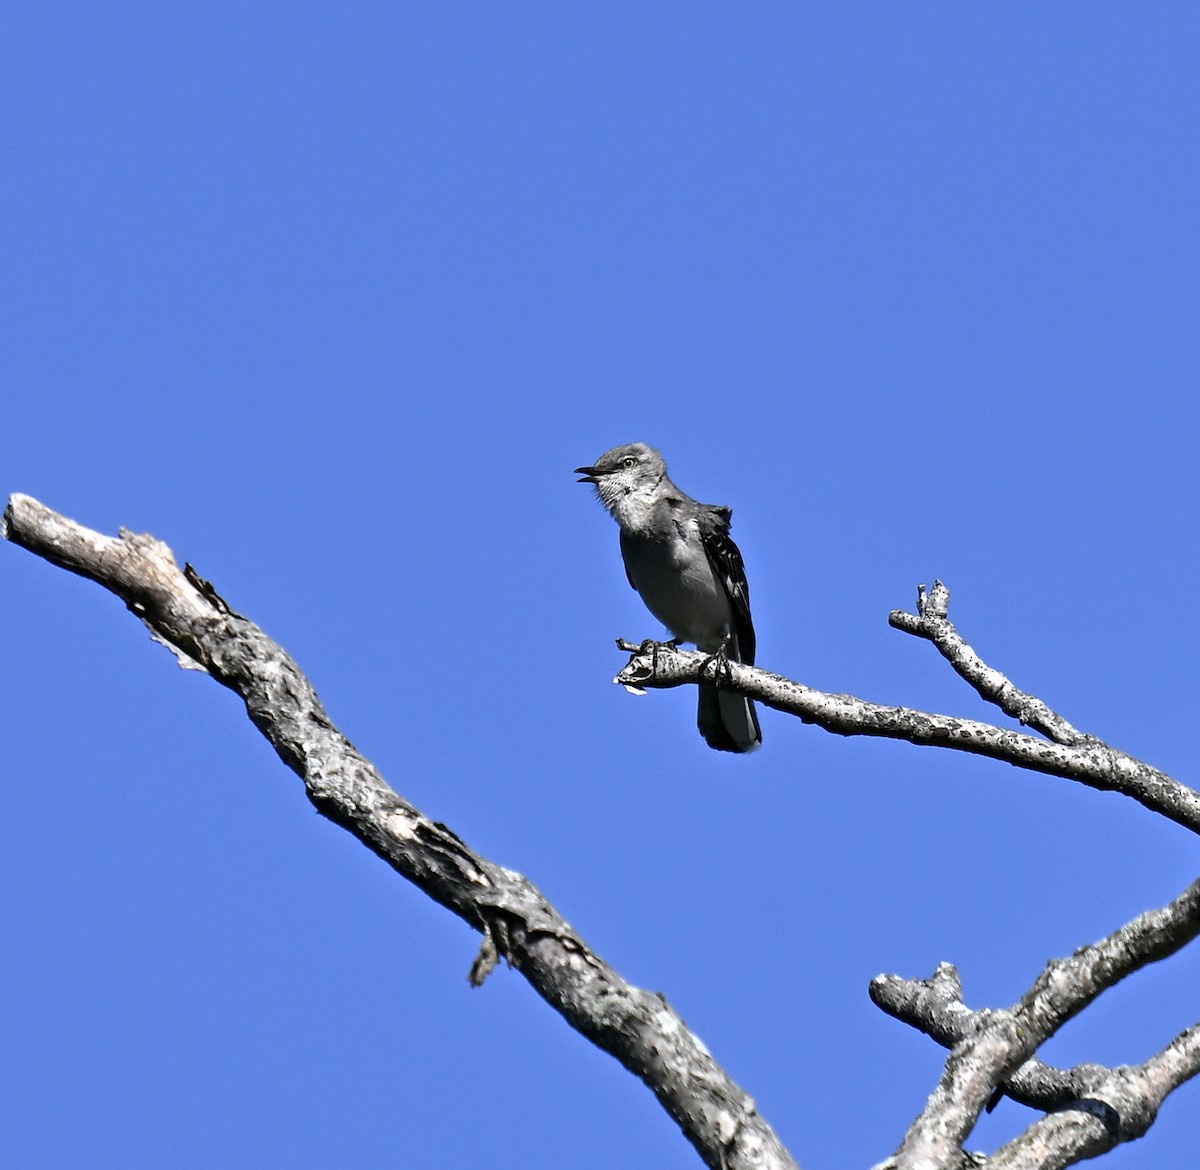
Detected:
[617,528,639,592]
[697,504,756,665]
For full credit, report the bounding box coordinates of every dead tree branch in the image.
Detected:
[10,493,1198,1169]
[2,493,799,1170]
[871,876,1200,1167]
[614,588,1200,836]
[612,581,1200,1166]
[888,580,1087,746]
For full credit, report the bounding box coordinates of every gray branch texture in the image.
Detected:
[6,494,1199,1170]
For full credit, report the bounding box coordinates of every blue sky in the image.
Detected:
[3,5,1199,1167]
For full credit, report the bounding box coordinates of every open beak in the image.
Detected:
[574,466,598,484]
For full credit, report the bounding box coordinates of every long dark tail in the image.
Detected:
[697,683,762,753]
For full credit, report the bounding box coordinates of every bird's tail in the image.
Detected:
[697,683,762,754]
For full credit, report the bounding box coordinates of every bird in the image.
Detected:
[575,442,762,753]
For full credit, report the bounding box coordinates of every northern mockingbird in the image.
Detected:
[575,442,762,753]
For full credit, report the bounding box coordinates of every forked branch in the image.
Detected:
[871,876,1200,1167]
[614,586,1200,835]
[612,581,1200,1167]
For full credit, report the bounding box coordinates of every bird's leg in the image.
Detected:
[699,634,734,688]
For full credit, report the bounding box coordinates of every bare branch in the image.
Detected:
[613,639,1200,836]
[888,580,1087,746]
[870,1154,986,1170]
[1143,1022,1200,1099]
[3,494,799,1170]
[985,1106,1119,1170]
[871,877,1200,1168]
[983,1035,1200,1170]
[994,1025,1200,1167]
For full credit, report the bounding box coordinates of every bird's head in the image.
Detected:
[574,443,667,512]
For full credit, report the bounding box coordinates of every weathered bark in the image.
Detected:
[871,877,1200,1168]
[613,628,1198,834]
[612,584,1200,1168]
[3,493,799,1170]
[8,493,1199,1169]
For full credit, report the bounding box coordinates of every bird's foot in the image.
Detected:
[699,641,734,688]
[614,637,682,693]
[615,636,683,656]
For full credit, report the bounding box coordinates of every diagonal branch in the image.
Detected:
[3,494,800,1170]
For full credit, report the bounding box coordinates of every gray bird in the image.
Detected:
[575,442,762,753]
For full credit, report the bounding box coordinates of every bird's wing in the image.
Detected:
[697,504,756,665]
[617,529,639,592]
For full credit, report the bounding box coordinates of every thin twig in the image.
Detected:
[888,580,1087,746]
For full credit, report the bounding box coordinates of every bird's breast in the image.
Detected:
[621,527,732,649]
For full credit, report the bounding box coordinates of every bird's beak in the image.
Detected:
[574,466,598,484]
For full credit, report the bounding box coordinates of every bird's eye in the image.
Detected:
[621,457,636,469]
